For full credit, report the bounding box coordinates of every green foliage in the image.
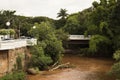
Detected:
[63,14,80,34]
[100,0,107,7]
[112,35,120,51]
[87,25,98,35]
[29,22,64,69]
[44,39,64,63]
[57,8,68,19]
[62,7,92,35]
[84,0,117,56]
[109,0,120,35]
[0,29,9,35]
[92,1,99,8]
[55,8,68,29]
[110,62,120,79]
[29,22,54,41]
[0,29,15,35]
[55,29,69,41]
[55,29,69,48]
[30,45,52,70]
[0,10,33,36]
[99,22,108,32]
[89,35,110,53]
[0,71,26,80]
[9,29,15,35]
[0,10,16,29]
[16,56,22,70]
[113,50,120,61]
[110,50,120,79]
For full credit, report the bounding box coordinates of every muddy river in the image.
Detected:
[27,54,115,80]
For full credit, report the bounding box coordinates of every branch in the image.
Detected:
[49,62,70,71]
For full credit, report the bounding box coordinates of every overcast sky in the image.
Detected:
[0,0,99,19]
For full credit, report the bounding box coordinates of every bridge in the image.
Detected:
[65,35,91,53]
[68,35,91,44]
[0,38,37,50]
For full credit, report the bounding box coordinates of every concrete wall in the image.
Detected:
[0,50,8,77]
[0,47,29,77]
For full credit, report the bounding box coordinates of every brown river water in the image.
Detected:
[27,54,115,80]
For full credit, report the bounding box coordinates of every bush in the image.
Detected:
[44,39,64,63]
[0,29,15,35]
[29,22,64,70]
[110,62,120,79]
[110,50,120,79]
[29,45,53,70]
[0,71,26,80]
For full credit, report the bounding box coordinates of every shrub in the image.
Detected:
[110,50,120,79]
[0,29,15,35]
[0,71,26,80]
[29,45,53,70]
[29,22,64,70]
[110,62,120,79]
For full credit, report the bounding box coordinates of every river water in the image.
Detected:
[27,54,115,80]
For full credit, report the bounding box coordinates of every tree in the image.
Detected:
[89,35,111,54]
[0,10,16,29]
[29,22,55,41]
[109,1,120,79]
[30,45,53,70]
[29,22,64,70]
[55,9,68,29]
[63,8,92,35]
[57,9,68,20]
[63,14,80,34]
[109,0,120,35]
[84,0,117,55]
[0,29,15,35]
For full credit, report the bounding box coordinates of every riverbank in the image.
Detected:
[27,54,115,80]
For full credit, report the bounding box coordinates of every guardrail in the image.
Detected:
[69,35,91,40]
[0,38,37,50]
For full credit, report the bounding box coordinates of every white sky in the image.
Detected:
[0,0,99,19]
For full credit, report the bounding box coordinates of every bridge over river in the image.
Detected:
[68,35,91,44]
[27,35,115,80]
[65,35,91,51]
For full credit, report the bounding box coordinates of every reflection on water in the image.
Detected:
[27,54,115,80]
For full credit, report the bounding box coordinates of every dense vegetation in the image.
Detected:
[0,71,26,80]
[0,0,120,79]
[29,22,65,70]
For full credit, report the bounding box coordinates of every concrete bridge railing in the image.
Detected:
[69,35,91,40]
[0,38,37,50]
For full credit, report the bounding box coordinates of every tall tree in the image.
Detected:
[29,22,64,65]
[57,8,68,20]
[86,0,117,55]
[55,9,68,29]
[109,0,120,50]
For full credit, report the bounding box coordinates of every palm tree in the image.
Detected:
[57,9,68,19]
